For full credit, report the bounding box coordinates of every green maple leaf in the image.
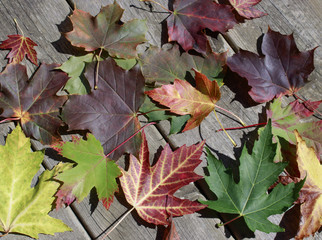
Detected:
[58,53,95,95]
[59,54,137,95]
[54,133,121,209]
[0,126,71,238]
[200,121,304,233]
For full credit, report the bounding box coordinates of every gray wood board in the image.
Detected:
[0,0,321,239]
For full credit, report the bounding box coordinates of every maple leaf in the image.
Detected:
[120,132,206,225]
[291,131,322,239]
[53,134,121,209]
[0,126,71,238]
[229,0,267,19]
[62,58,145,159]
[200,121,304,233]
[145,70,221,131]
[0,34,38,66]
[65,2,147,58]
[139,43,226,85]
[167,0,236,53]
[0,63,68,144]
[227,28,316,103]
[267,98,322,157]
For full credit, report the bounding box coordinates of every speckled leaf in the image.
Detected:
[229,0,267,19]
[54,134,121,209]
[0,34,38,66]
[167,0,236,53]
[62,58,145,159]
[65,2,147,58]
[227,28,316,102]
[200,122,304,233]
[0,63,68,144]
[120,132,206,225]
[0,126,71,238]
[139,43,226,85]
[145,70,220,131]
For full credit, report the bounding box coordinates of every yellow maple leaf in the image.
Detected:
[294,130,322,239]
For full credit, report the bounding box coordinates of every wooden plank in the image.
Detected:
[0,0,91,239]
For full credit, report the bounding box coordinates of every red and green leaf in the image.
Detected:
[267,98,322,157]
[145,70,220,131]
[0,63,68,144]
[0,34,38,66]
[65,2,147,58]
[62,58,145,159]
[167,0,236,53]
[120,132,206,225]
[227,28,316,103]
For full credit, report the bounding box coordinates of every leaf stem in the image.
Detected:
[13,18,24,36]
[215,104,246,126]
[137,108,173,116]
[214,108,236,147]
[94,47,104,90]
[215,122,267,132]
[106,122,156,158]
[216,215,242,228]
[101,207,135,239]
[293,94,322,116]
[0,117,20,124]
[141,0,173,13]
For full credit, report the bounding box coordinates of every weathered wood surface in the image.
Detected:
[0,0,321,239]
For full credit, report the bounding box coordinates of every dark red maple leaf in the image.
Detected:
[120,131,206,225]
[0,63,68,144]
[229,0,267,19]
[62,58,145,160]
[167,0,236,53]
[0,34,38,66]
[227,28,316,103]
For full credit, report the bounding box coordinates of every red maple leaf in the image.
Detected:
[62,58,145,159]
[229,0,267,19]
[167,0,236,53]
[120,132,207,225]
[0,34,38,66]
[0,63,68,144]
[227,28,316,103]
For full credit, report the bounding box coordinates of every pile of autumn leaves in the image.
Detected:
[0,0,321,239]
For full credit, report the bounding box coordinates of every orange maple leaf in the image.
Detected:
[294,130,322,239]
[145,70,220,131]
[0,34,38,66]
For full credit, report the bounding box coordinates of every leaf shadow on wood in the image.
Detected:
[51,11,88,57]
[223,69,259,108]
[274,204,300,240]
